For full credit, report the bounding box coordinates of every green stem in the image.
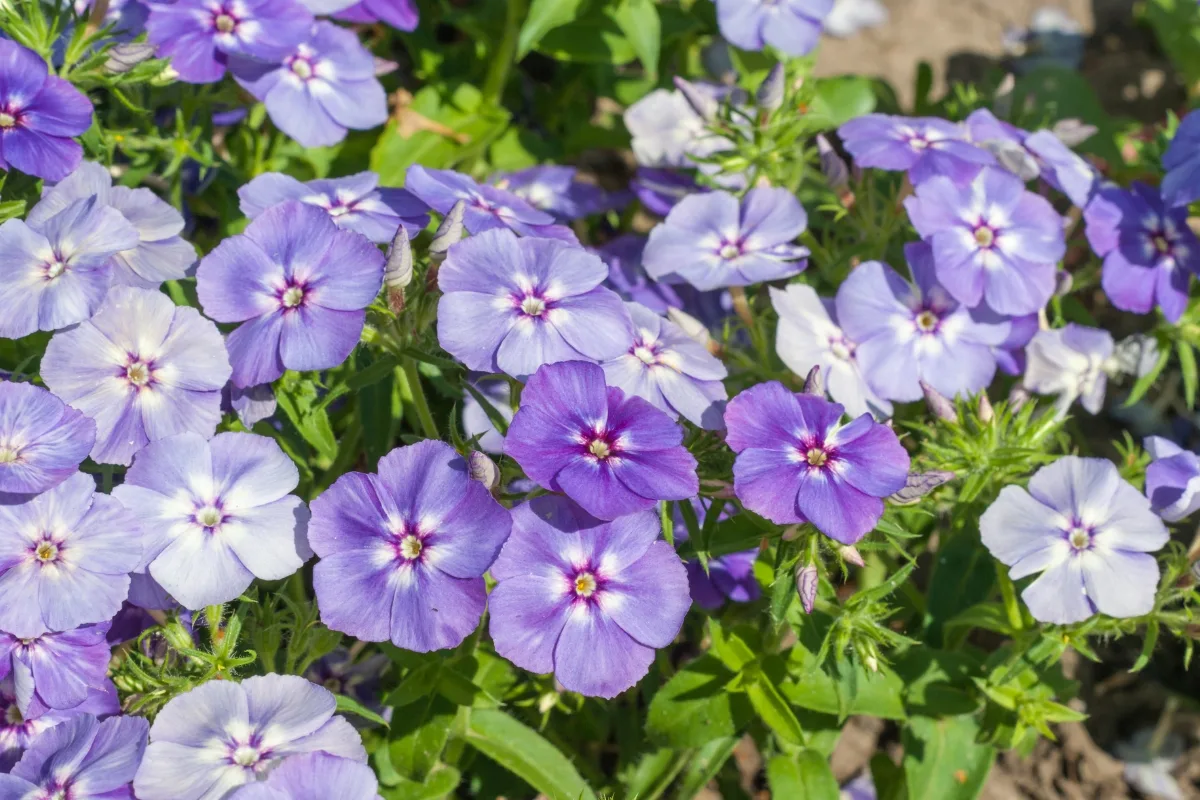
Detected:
[995,560,1024,632]
[481,0,527,107]
[402,357,439,440]
[100,464,114,494]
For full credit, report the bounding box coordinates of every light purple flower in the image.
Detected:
[630,167,702,216]
[505,361,700,521]
[26,161,196,288]
[981,456,1168,624]
[725,382,909,543]
[1022,324,1114,415]
[598,234,684,314]
[133,674,367,800]
[770,282,892,419]
[462,377,512,454]
[1162,108,1200,208]
[495,166,613,222]
[717,0,833,55]
[238,171,428,243]
[41,286,231,466]
[489,497,689,698]
[225,381,277,428]
[0,40,92,182]
[232,22,387,148]
[0,382,95,496]
[333,0,418,29]
[0,472,140,638]
[0,714,147,799]
[145,0,314,84]
[993,312,1039,376]
[905,166,1066,315]
[0,675,117,772]
[1024,130,1097,208]
[835,244,1013,402]
[839,114,994,185]
[1084,182,1200,323]
[437,228,632,379]
[112,432,310,610]
[624,88,730,170]
[196,201,384,388]
[1143,437,1200,523]
[226,752,380,800]
[0,623,112,713]
[309,440,511,653]
[643,188,809,290]
[0,196,138,338]
[303,649,390,728]
[601,302,728,429]
[405,165,576,241]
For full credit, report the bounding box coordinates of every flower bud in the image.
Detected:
[673,76,718,122]
[920,380,957,422]
[756,63,785,112]
[429,200,466,259]
[817,135,850,190]
[864,652,879,673]
[1052,118,1097,147]
[666,307,711,348]
[383,226,413,313]
[889,470,955,505]
[802,365,824,398]
[468,451,500,492]
[1053,269,1073,298]
[373,57,399,77]
[838,545,864,567]
[794,562,818,614]
[978,392,995,423]
[105,42,157,74]
[1007,384,1031,412]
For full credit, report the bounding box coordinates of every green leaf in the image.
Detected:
[1179,340,1197,407]
[464,709,597,800]
[1125,342,1170,406]
[389,694,456,781]
[646,654,751,747]
[535,12,637,64]
[676,512,768,560]
[1145,0,1200,91]
[870,752,909,800]
[518,0,588,58]
[924,531,994,646]
[674,737,738,800]
[609,0,660,78]
[892,649,981,717]
[378,766,462,800]
[805,76,876,130]
[1131,618,1159,673]
[335,693,389,728]
[902,716,995,800]
[766,751,840,800]
[747,673,804,746]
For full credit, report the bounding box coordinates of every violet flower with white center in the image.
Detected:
[0,675,118,773]
[0,472,140,638]
[0,714,147,800]
[630,167,703,216]
[1022,324,1115,416]
[226,752,381,800]
[717,0,833,55]
[598,234,685,314]
[495,166,613,222]
[505,361,700,521]
[601,302,728,429]
[770,282,892,419]
[41,286,231,466]
[133,674,367,800]
[904,165,1066,315]
[111,431,310,610]
[26,161,196,289]
[0,40,93,182]
[488,497,690,698]
[1143,436,1200,522]
[1084,182,1200,323]
[462,377,512,455]
[624,87,732,170]
[196,201,384,388]
[405,165,576,241]
[0,623,112,713]
[0,382,95,497]
[238,170,429,243]
[308,440,511,653]
[643,188,809,290]
[838,113,994,185]
[835,244,1012,402]
[724,382,910,544]
[232,22,388,148]
[437,228,632,379]
[1162,108,1200,208]
[145,0,314,85]
[0,196,138,338]
[981,456,1168,624]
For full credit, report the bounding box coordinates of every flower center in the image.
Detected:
[126,362,151,386]
[196,506,222,528]
[0,112,14,128]
[214,13,236,33]
[0,445,19,464]
[3,704,21,725]
[588,439,611,459]
[34,541,58,563]
[290,58,313,80]
[829,339,852,361]
[322,677,342,693]
[633,345,657,365]
[281,286,305,308]
[915,310,938,332]
[718,243,741,260]
[805,447,827,467]
[973,226,995,248]
[399,534,422,560]
[574,572,597,597]
[232,745,260,767]
[1153,234,1171,254]
[44,260,67,279]
[909,136,928,150]
[520,296,546,317]
[1067,526,1091,551]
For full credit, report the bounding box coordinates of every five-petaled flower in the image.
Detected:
[0,40,93,181]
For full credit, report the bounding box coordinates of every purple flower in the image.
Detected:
[462,377,512,454]
[770,283,891,419]
[145,0,314,84]
[225,381,277,428]
[835,244,1013,402]
[333,0,418,29]
[0,714,147,799]
[303,649,390,728]
[1024,130,1097,208]
[624,88,730,169]
[0,623,112,713]
[993,312,1039,375]
[196,201,384,388]
[0,473,140,638]
[980,456,1167,624]
[133,674,367,800]
[630,168,702,216]
[904,166,1066,315]
[226,752,380,799]
[232,22,387,148]
[725,382,909,543]
[674,500,760,610]
[495,166,614,221]
[838,114,993,185]
[1143,437,1200,522]
[0,40,92,181]
[488,497,690,698]
[238,171,429,243]
[598,234,684,314]
[405,166,576,241]
[1162,108,1200,208]
[601,302,728,429]
[717,0,833,56]
[309,440,511,653]
[0,676,117,772]
[0,382,94,496]
[506,361,700,520]
[112,432,310,610]
[1022,324,1114,415]
[42,287,231,466]
[1084,182,1200,323]
[26,161,196,288]
[436,228,632,379]
[643,188,809,290]
[0,197,138,338]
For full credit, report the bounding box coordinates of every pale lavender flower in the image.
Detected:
[41,286,231,466]
[981,456,1167,624]
[133,674,367,800]
[0,382,94,496]
[112,431,310,610]
[303,649,390,728]
[437,228,632,379]
[1143,437,1200,522]
[0,40,93,181]
[598,234,684,314]
[717,0,833,56]
[495,166,613,221]
[630,168,703,216]
[405,165,576,241]
[624,87,730,169]
[1162,108,1200,208]
[839,114,993,185]
[225,382,277,428]
[1024,130,1097,207]
[0,623,112,713]
[333,0,418,30]
[489,497,690,698]
[0,676,117,772]
[226,752,380,799]
[1022,324,1114,415]
[0,714,147,799]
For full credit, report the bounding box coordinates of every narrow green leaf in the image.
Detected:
[1131,618,1159,673]
[610,0,660,78]
[518,0,587,58]
[1179,340,1197,407]
[673,737,738,800]
[747,674,804,746]
[464,709,597,800]
[767,751,840,800]
[646,654,750,747]
[1125,343,1170,406]
[463,381,511,437]
[335,693,390,728]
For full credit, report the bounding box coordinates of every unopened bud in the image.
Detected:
[373,57,399,77]
[993,73,1016,118]
[802,365,825,397]
[864,653,879,673]
[383,226,413,313]
[920,380,957,422]
[1007,384,1031,412]
[665,307,711,348]
[468,451,500,492]
[794,562,818,614]
[780,524,803,541]
[756,63,785,112]
[105,42,157,74]
[1052,118,1097,148]
[429,201,465,259]
[1053,269,1073,298]
[978,392,995,423]
[983,139,1040,182]
[673,77,718,122]
[889,470,955,505]
[537,692,557,714]
[817,135,849,190]
[838,545,864,567]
